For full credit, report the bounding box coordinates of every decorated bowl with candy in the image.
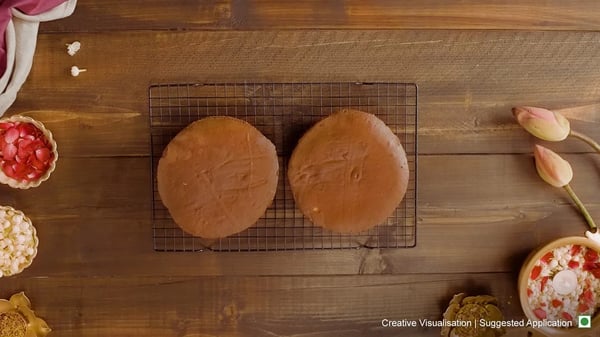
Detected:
[519,235,600,336]
[0,115,57,189]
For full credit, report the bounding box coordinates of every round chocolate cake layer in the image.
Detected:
[288,109,409,233]
[157,117,279,238]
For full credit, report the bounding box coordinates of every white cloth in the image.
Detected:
[0,0,76,116]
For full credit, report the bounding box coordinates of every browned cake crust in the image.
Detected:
[157,117,279,238]
[288,109,409,233]
[0,311,26,337]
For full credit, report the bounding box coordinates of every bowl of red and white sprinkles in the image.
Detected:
[519,236,600,335]
[0,115,57,189]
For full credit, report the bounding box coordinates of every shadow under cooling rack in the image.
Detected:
[149,82,418,252]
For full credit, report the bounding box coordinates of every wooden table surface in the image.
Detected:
[3,1,600,336]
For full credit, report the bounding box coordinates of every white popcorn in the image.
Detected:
[0,207,38,277]
[66,41,81,56]
[18,222,28,231]
[12,214,23,224]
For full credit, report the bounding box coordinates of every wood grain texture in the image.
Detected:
[39,0,600,31]
[0,154,595,278]
[0,274,528,337]
[12,30,600,157]
[4,3,600,336]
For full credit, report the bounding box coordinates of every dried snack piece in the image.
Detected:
[442,293,506,337]
[66,41,80,56]
[0,206,38,277]
[0,292,50,337]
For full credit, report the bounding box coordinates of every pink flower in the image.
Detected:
[533,145,573,187]
[513,106,570,141]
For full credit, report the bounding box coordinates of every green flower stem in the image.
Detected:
[563,184,597,231]
[570,130,600,153]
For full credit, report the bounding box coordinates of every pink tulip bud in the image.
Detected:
[513,106,570,141]
[533,145,573,187]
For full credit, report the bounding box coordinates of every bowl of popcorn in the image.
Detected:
[0,206,38,277]
[519,235,600,335]
[0,115,57,189]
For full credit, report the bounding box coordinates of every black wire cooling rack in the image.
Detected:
[149,82,417,252]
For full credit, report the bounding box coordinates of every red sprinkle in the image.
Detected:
[562,312,573,321]
[568,260,580,269]
[571,245,583,255]
[552,299,563,308]
[581,289,594,304]
[578,303,590,313]
[583,262,600,271]
[541,252,554,264]
[527,288,533,297]
[534,308,547,319]
[531,265,542,280]
[584,249,599,262]
[540,276,549,292]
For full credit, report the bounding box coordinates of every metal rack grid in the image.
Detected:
[149,82,417,252]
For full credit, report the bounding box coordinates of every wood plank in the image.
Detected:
[0,154,596,277]
[20,3,600,336]
[0,157,149,219]
[11,30,600,157]
[23,204,592,278]
[39,0,600,32]
[0,274,529,337]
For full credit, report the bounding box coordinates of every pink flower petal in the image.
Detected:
[30,139,45,150]
[4,128,19,144]
[0,122,13,130]
[2,143,17,161]
[514,106,556,123]
[17,123,36,138]
[30,158,46,171]
[2,162,16,179]
[18,138,33,148]
[27,171,43,181]
[35,148,51,162]
[12,163,27,177]
[534,145,573,187]
[513,106,570,141]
